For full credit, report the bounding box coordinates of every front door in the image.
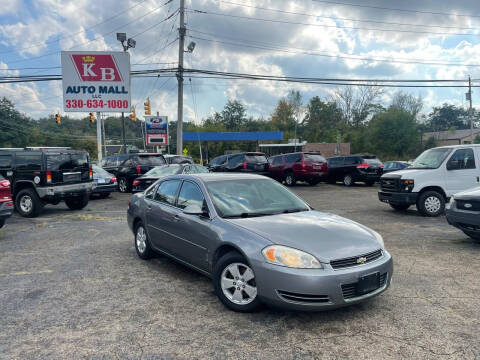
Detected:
[166,180,213,271]
[145,179,182,253]
[445,148,479,195]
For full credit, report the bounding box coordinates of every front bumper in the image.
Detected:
[446,206,480,235]
[253,250,393,311]
[36,182,93,199]
[0,200,14,220]
[378,191,418,205]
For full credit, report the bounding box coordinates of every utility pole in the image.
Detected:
[96,111,102,166]
[468,75,474,143]
[176,0,185,155]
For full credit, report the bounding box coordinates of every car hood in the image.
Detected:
[453,186,480,200]
[226,211,382,263]
[381,168,432,178]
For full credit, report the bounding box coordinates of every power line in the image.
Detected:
[188,32,480,68]
[187,8,480,36]
[310,0,480,18]
[213,0,480,32]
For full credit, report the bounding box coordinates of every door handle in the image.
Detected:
[146,205,152,211]
[477,176,479,183]
[173,214,181,222]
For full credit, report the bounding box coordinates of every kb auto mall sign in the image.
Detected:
[61,51,130,112]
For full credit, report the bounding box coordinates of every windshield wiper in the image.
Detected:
[281,208,309,214]
[223,212,276,219]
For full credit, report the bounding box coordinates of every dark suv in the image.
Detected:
[268,152,327,186]
[208,152,269,175]
[0,148,93,217]
[101,153,166,193]
[327,155,383,186]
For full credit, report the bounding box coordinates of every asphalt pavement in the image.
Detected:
[0,184,479,359]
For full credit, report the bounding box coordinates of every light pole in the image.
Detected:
[117,32,136,153]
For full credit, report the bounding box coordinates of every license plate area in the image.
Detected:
[357,272,380,295]
[63,172,81,183]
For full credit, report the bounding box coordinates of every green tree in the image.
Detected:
[221,100,247,130]
[302,97,343,143]
[426,104,468,132]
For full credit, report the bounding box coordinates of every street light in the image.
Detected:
[117,32,136,52]
[186,41,196,53]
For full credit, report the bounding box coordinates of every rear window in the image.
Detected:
[304,154,325,162]
[168,156,193,164]
[47,153,89,170]
[245,154,267,163]
[136,155,166,166]
[363,158,381,165]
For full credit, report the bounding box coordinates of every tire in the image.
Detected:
[389,203,410,211]
[284,173,296,187]
[0,218,4,228]
[118,177,130,193]
[213,252,261,313]
[417,191,445,217]
[365,180,375,186]
[65,195,89,210]
[343,174,353,187]
[15,188,43,218]
[134,221,154,260]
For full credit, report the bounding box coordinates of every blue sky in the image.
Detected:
[1,0,480,122]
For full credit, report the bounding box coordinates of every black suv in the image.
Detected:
[327,154,383,186]
[101,153,166,193]
[208,152,269,175]
[0,147,93,217]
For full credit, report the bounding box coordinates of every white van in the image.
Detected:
[378,145,480,216]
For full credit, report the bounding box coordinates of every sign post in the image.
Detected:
[61,51,131,161]
[145,115,168,150]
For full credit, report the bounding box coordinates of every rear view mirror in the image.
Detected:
[183,204,208,217]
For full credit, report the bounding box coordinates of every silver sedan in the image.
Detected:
[127,173,393,312]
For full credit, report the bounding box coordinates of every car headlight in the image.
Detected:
[370,230,385,249]
[446,197,455,209]
[262,245,322,269]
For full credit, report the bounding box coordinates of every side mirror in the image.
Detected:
[447,160,460,170]
[183,204,208,217]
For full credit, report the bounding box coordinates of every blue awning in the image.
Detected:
[183,131,283,141]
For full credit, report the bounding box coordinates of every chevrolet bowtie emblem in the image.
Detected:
[356,257,367,264]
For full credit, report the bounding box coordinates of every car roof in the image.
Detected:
[431,144,480,149]
[166,173,267,182]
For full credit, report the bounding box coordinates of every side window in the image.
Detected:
[272,156,283,166]
[227,154,243,168]
[329,157,343,166]
[447,149,476,170]
[144,184,157,199]
[0,155,12,168]
[15,154,42,170]
[285,154,301,163]
[219,155,228,165]
[344,157,358,165]
[154,180,181,206]
[177,181,205,210]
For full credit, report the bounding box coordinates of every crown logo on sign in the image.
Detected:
[82,56,95,63]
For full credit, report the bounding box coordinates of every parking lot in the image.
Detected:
[0,184,479,359]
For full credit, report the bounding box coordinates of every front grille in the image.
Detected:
[342,272,388,300]
[330,249,383,270]
[380,178,399,192]
[277,290,330,304]
[456,200,480,212]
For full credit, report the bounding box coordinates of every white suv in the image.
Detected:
[378,145,480,216]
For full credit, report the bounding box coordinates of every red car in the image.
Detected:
[268,152,328,186]
[0,175,14,228]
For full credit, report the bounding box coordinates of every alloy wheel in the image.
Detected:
[119,179,127,193]
[20,195,33,214]
[220,263,257,305]
[136,226,147,253]
[344,175,352,186]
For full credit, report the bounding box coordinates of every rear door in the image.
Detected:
[328,157,344,181]
[445,148,479,194]
[46,152,90,184]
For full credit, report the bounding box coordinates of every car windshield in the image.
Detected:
[136,155,166,166]
[144,165,181,177]
[206,178,310,218]
[92,165,111,177]
[304,154,325,162]
[410,148,452,169]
